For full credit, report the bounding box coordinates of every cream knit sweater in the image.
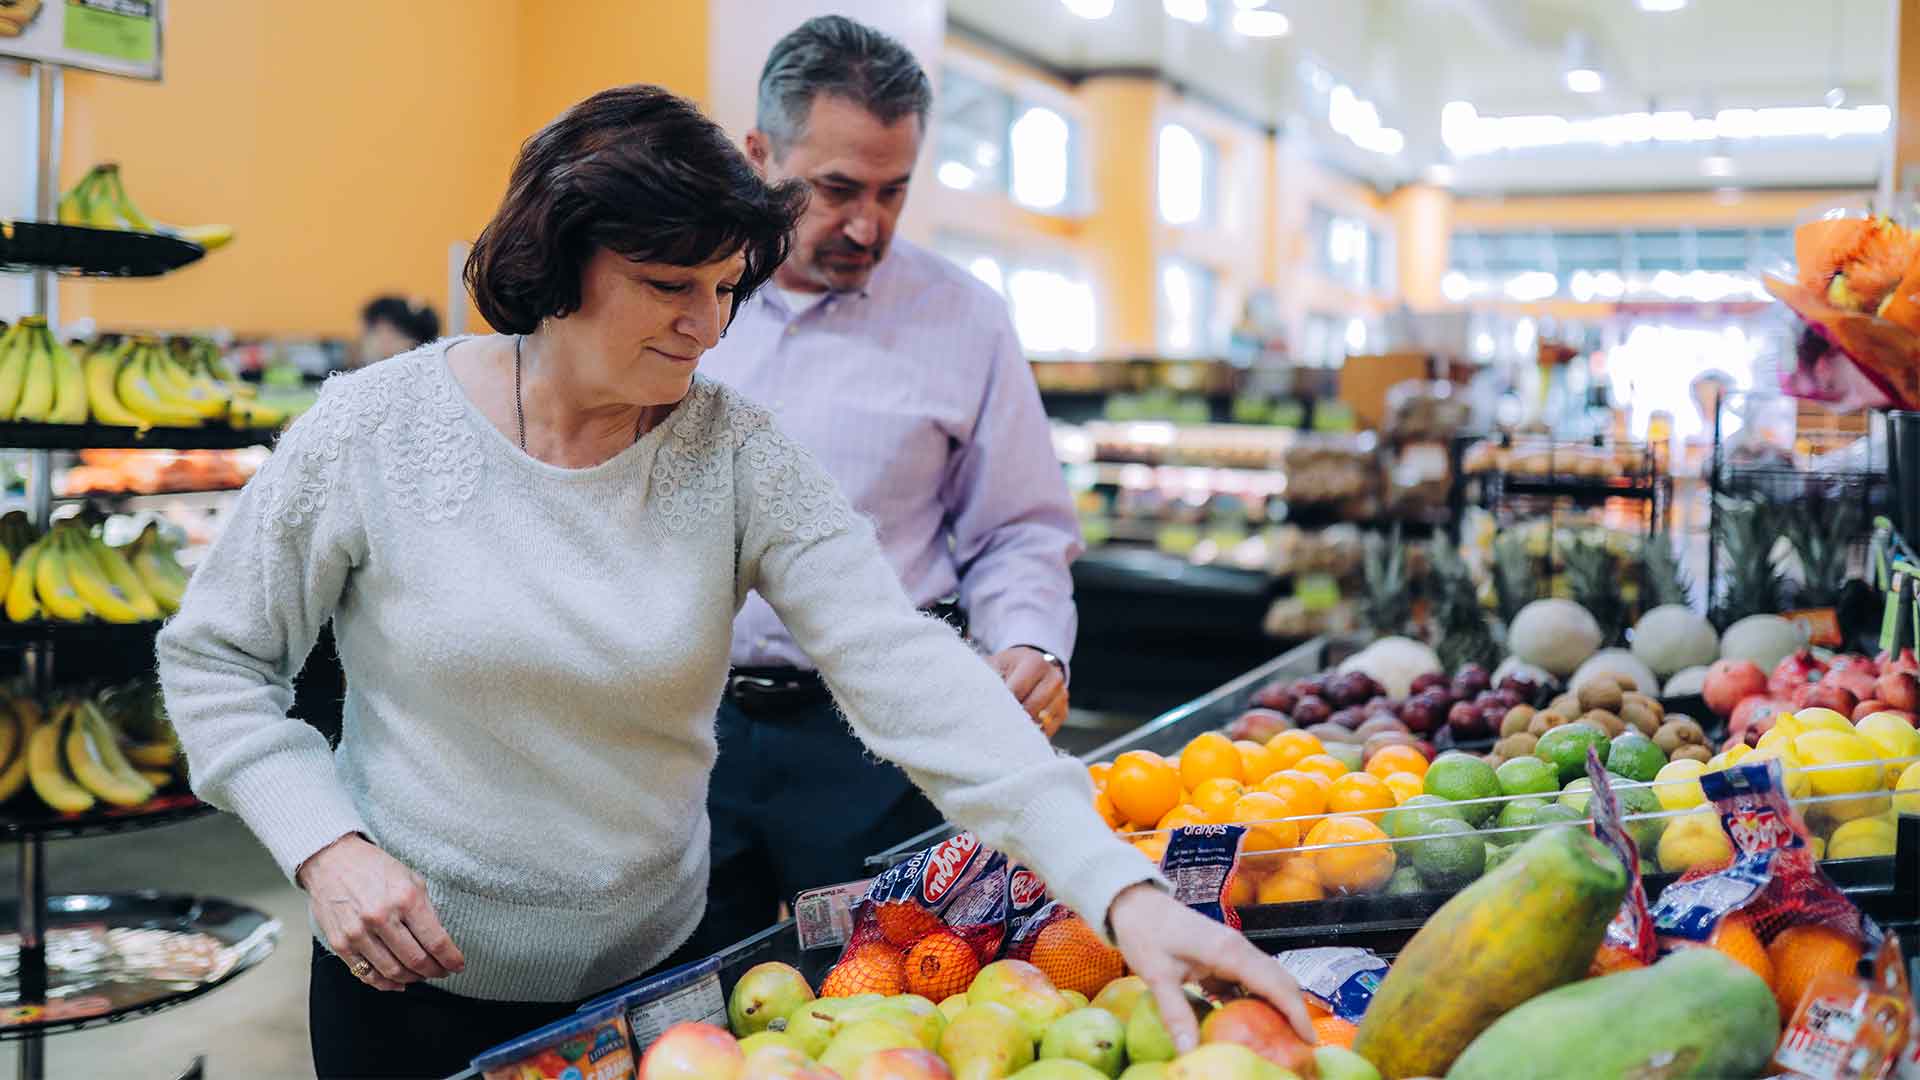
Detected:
[155,340,1157,1002]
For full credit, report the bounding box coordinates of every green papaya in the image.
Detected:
[1353,827,1628,1079]
[1446,949,1780,1079]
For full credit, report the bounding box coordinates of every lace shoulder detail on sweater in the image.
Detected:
[648,383,852,543]
[259,350,484,531]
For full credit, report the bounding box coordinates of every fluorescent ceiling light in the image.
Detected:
[1163,0,1209,23]
[1827,87,1847,108]
[1564,68,1605,94]
[1443,102,1890,156]
[937,161,978,190]
[1424,163,1456,185]
[1637,0,1685,10]
[1232,8,1290,36]
[1060,0,1113,18]
[1701,154,1734,177]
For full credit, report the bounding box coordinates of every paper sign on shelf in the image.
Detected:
[1,0,164,81]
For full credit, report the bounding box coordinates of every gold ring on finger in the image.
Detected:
[349,958,373,980]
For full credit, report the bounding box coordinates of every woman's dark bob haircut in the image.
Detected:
[466,84,806,335]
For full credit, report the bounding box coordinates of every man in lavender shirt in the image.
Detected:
[695,16,1082,946]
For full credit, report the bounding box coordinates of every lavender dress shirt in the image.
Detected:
[698,238,1083,673]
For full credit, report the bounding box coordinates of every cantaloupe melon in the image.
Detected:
[1719,615,1806,671]
[1630,605,1718,677]
[1507,600,1603,677]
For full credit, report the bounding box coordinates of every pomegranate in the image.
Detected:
[1854,699,1892,723]
[1876,671,1920,713]
[1703,660,1768,717]
[1793,681,1858,716]
[1768,650,1830,698]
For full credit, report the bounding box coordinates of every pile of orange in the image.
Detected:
[1673,915,1867,1022]
[1088,724,1431,904]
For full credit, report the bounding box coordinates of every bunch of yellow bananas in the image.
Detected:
[1,518,184,625]
[0,317,90,425]
[6,692,179,814]
[0,323,286,431]
[0,0,44,39]
[56,163,233,252]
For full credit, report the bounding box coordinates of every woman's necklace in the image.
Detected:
[514,334,646,452]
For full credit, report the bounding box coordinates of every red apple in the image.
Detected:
[1793,682,1858,716]
[1226,709,1291,743]
[1410,671,1451,695]
[1251,682,1298,714]
[1877,671,1920,714]
[639,1022,743,1080]
[1703,660,1767,717]
[1291,695,1332,727]
[1199,999,1316,1074]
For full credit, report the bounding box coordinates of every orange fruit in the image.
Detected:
[905,930,980,1001]
[1705,915,1773,990]
[1366,744,1430,780]
[1088,761,1112,788]
[1108,750,1181,829]
[1312,1015,1359,1049]
[1094,789,1126,830]
[1156,803,1211,832]
[1133,834,1169,864]
[1180,732,1246,789]
[1768,924,1864,1021]
[1191,777,1247,822]
[1259,771,1329,818]
[1030,916,1126,999]
[1305,999,1333,1020]
[1382,770,1425,804]
[1225,872,1260,909]
[820,942,905,997]
[1265,730,1326,771]
[1235,740,1279,784]
[1589,943,1649,977]
[1304,815,1395,894]
[1257,866,1324,904]
[875,902,944,948]
[1326,773,1396,823]
[1229,791,1302,853]
[1295,753,1350,783]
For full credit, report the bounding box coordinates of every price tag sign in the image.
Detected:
[0,0,164,80]
[1884,573,1911,656]
[1296,573,1342,612]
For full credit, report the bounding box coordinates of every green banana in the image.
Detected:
[64,701,152,807]
[28,706,94,814]
[99,166,156,233]
[12,323,55,423]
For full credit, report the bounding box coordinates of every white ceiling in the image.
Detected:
[948,0,1894,193]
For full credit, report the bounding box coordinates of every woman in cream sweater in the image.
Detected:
[157,84,1306,1078]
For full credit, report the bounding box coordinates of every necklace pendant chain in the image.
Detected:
[514,334,648,454]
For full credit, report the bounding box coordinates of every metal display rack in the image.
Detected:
[0,63,277,1080]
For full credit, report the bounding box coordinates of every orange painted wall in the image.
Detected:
[53,0,711,339]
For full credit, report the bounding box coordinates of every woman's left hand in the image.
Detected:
[1106,882,1314,1052]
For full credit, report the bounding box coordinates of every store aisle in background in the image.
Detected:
[0,709,1138,1079]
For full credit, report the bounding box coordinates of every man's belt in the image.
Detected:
[724,600,968,716]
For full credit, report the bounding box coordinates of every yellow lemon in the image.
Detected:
[1855,713,1920,783]
[1809,835,1827,861]
[1792,708,1853,733]
[1742,747,1811,800]
[1652,759,1708,811]
[1828,816,1898,860]
[1707,744,1753,772]
[1897,761,1920,815]
[1793,731,1884,796]
[1770,713,1808,741]
[1755,726,1798,754]
[1658,809,1733,873]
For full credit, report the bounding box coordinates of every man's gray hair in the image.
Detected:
[756,15,933,156]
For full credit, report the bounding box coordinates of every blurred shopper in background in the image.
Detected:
[356,295,440,366]
[698,15,1083,948]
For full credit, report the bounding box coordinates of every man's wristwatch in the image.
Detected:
[1029,648,1066,675]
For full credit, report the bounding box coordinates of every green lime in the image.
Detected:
[1409,817,1486,889]
[1605,733,1668,783]
[1424,753,1502,826]
[1484,841,1515,875]
[1559,778,1594,814]
[1616,783,1666,854]
[1495,756,1559,797]
[1385,866,1425,895]
[1533,802,1586,828]
[1326,744,1363,774]
[1489,797,1550,846]
[1535,722,1611,784]
[1381,794,1466,839]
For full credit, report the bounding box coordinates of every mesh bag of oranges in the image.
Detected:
[1001,866,1128,999]
[1649,759,1885,1034]
[818,832,1011,1000]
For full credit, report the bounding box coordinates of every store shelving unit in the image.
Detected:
[0,63,279,1080]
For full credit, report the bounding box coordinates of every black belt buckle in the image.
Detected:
[726,670,828,715]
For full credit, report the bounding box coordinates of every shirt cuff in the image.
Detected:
[977,612,1075,672]
[201,742,371,885]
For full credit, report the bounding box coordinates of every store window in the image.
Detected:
[1006,268,1097,355]
[1310,204,1377,292]
[935,70,1011,195]
[1157,123,1213,226]
[1157,256,1218,357]
[1448,225,1779,303]
[1010,105,1074,212]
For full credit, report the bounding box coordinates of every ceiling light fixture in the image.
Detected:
[1636,0,1686,11]
[1827,87,1847,108]
[1060,0,1114,19]
[1701,153,1734,177]
[1232,8,1290,37]
[1564,68,1605,94]
[1424,163,1457,185]
[1163,0,1209,24]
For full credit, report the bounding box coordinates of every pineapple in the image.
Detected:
[1715,496,1786,627]
[1491,532,1538,624]
[1357,526,1412,637]
[1429,536,1501,671]
[1779,496,1861,608]
[1640,531,1694,612]
[1562,533,1625,645]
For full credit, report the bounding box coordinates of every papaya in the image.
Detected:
[1352,827,1627,1080]
[1446,949,1780,1079]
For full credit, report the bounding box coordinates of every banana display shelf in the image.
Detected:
[0,220,204,279]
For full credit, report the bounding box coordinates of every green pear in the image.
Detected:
[1166,1043,1293,1079]
[1011,1062,1111,1079]
[939,1001,1035,1080]
[1125,998,1183,1065]
[730,961,816,1036]
[940,993,971,1021]
[969,960,1071,1042]
[1061,990,1090,1010]
[786,995,880,1058]
[1039,1008,1125,1077]
[1117,1066,1168,1080]
[843,995,945,1050]
[1090,976,1150,1024]
[819,1018,921,1077]
[738,1030,805,1059]
[1312,1045,1382,1080]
